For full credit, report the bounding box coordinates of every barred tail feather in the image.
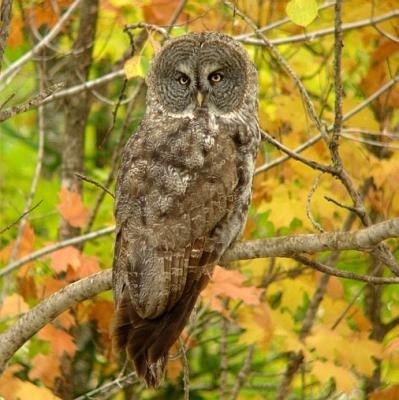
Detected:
[112,272,209,388]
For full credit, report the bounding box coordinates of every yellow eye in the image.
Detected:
[178,75,190,85]
[210,72,223,83]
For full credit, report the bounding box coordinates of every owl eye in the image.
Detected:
[209,72,223,83]
[178,75,190,85]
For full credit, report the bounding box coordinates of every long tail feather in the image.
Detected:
[112,271,209,387]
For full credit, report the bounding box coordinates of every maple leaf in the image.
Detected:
[142,0,188,25]
[39,277,67,298]
[57,186,89,228]
[0,293,29,319]
[38,324,76,357]
[89,300,113,334]
[0,222,35,268]
[56,310,75,329]
[201,266,263,317]
[49,246,81,273]
[369,385,399,400]
[310,360,358,395]
[15,381,62,400]
[0,364,24,400]
[237,303,273,350]
[28,353,61,389]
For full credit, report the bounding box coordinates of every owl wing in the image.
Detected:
[112,115,257,386]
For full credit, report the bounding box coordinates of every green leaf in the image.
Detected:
[286,0,318,27]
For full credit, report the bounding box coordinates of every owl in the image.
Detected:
[112,32,260,387]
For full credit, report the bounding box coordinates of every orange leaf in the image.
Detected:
[57,187,89,227]
[143,0,188,25]
[0,222,35,264]
[209,266,262,303]
[89,300,113,335]
[0,293,29,319]
[49,246,81,273]
[28,353,61,389]
[75,254,101,279]
[39,277,67,298]
[38,324,76,357]
[56,310,75,329]
[369,385,399,400]
[0,364,24,400]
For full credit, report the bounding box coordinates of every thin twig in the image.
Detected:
[180,338,190,400]
[329,0,343,166]
[74,173,114,198]
[293,255,399,284]
[1,64,47,301]
[230,345,254,400]
[0,200,43,235]
[224,0,329,144]
[0,0,82,83]
[324,196,358,213]
[306,174,325,232]
[0,226,115,278]
[255,74,399,175]
[220,314,229,400]
[0,82,65,122]
[235,2,336,40]
[239,10,399,46]
[73,372,137,400]
[260,130,333,173]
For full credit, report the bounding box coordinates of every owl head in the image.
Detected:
[146,32,258,116]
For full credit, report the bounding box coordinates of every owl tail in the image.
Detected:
[112,271,209,388]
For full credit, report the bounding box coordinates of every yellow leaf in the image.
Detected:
[0,293,29,319]
[15,381,61,400]
[124,55,144,79]
[307,326,382,377]
[286,0,318,27]
[310,360,359,394]
[237,304,273,350]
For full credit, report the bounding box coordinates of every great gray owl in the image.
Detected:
[112,32,260,387]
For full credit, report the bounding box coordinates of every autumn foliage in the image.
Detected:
[0,0,399,399]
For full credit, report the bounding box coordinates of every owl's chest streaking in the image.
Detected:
[115,111,253,249]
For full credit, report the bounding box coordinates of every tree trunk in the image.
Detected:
[60,0,99,241]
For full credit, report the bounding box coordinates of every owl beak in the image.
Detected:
[196,91,204,107]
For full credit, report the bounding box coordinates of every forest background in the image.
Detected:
[0,0,398,399]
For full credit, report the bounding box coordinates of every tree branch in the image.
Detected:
[0,218,398,373]
[0,0,82,83]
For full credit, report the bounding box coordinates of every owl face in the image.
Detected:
[147,33,253,115]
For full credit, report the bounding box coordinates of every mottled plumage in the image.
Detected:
[112,32,260,387]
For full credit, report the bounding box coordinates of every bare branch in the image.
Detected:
[255,74,399,174]
[0,270,112,374]
[0,226,115,278]
[330,0,343,165]
[0,201,42,235]
[0,82,65,122]
[224,0,329,143]
[222,218,399,263]
[75,173,114,198]
[239,10,399,46]
[0,0,83,83]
